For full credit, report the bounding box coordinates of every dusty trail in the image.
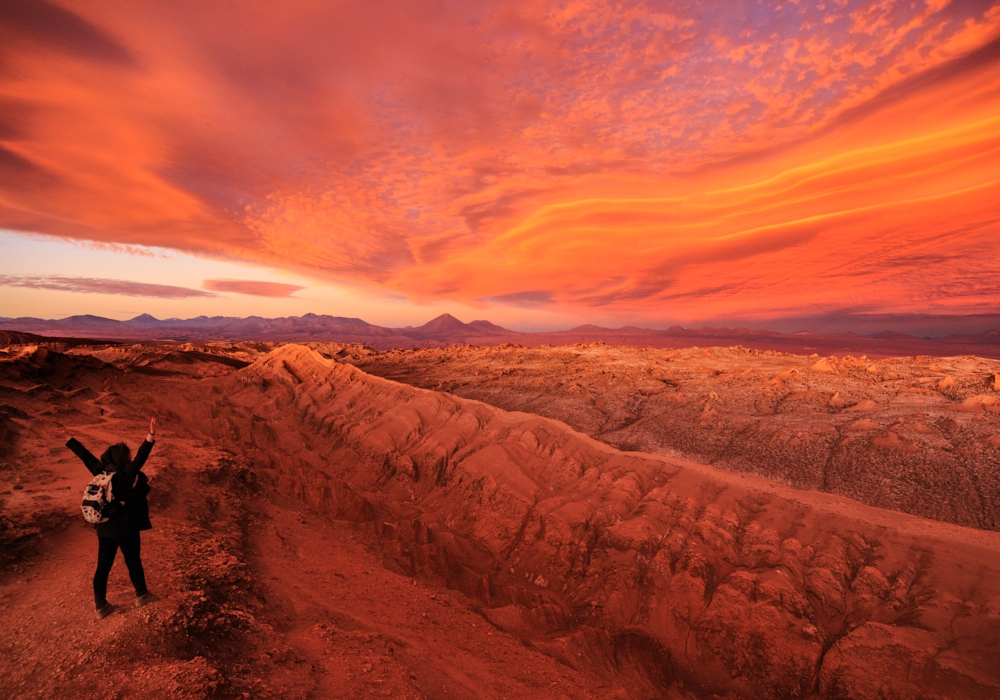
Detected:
[1,520,101,695]
[0,435,247,698]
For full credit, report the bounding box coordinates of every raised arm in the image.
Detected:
[65,434,104,476]
[126,418,157,479]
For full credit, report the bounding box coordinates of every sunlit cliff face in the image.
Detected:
[1,0,999,323]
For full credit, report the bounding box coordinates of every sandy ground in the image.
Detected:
[2,341,1000,699]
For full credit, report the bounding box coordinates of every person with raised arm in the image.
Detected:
[64,418,160,620]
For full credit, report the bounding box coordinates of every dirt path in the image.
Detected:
[1,421,252,699]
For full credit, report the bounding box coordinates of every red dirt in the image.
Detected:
[2,342,999,699]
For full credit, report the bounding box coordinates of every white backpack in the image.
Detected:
[81,471,116,524]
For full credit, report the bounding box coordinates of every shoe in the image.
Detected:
[95,602,116,620]
[135,591,160,608]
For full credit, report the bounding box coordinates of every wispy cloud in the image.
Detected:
[202,278,304,297]
[483,290,554,308]
[0,275,216,298]
[0,1,998,322]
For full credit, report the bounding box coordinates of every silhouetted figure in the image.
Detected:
[65,418,160,620]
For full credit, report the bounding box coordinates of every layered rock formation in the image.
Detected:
[351,343,1000,530]
[174,345,1000,698]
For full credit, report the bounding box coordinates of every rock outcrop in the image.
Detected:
[162,345,1000,699]
[352,343,1000,530]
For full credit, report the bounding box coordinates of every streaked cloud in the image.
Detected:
[0,1,998,324]
[203,278,304,298]
[0,275,216,298]
[0,0,136,67]
[484,290,555,308]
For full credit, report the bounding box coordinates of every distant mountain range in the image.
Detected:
[2,312,999,358]
[0,313,513,344]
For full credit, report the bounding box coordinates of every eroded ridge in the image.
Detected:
[165,345,1000,699]
[348,343,1000,530]
[0,344,602,699]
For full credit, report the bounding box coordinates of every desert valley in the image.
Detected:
[2,331,999,699]
[3,1,1000,698]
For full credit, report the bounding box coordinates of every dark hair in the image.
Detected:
[100,443,132,471]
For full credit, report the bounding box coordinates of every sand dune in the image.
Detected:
[2,342,999,698]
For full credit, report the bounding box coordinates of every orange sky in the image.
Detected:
[1,0,999,327]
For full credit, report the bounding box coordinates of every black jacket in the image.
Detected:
[68,436,154,537]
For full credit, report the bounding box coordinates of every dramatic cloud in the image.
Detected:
[1,0,999,323]
[0,275,216,298]
[202,279,304,297]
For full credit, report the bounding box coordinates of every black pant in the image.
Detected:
[94,529,147,606]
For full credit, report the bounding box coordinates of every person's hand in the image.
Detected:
[148,417,157,438]
[58,423,72,442]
